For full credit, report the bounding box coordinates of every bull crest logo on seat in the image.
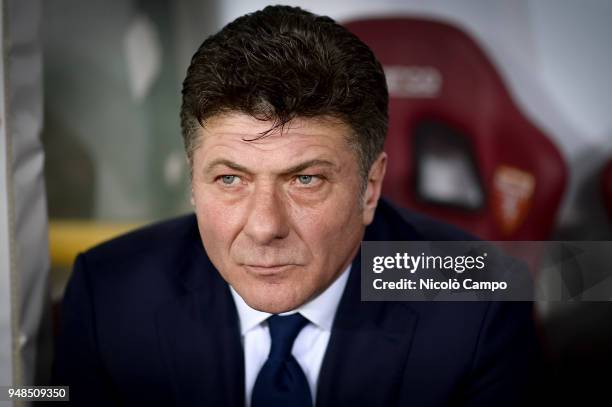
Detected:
[492,165,535,236]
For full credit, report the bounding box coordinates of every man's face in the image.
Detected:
[191,112,385,313]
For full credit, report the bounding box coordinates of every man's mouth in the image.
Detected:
[243,264,297,276]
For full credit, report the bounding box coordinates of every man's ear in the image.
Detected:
[362,152,387,225]
[188,156,196,207]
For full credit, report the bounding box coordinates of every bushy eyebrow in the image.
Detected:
[204,158,337,176]
[205,159,250,174]
[281,159,336,176]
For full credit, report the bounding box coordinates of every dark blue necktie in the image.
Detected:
[251,313,312,407]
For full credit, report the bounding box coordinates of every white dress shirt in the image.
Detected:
[230,265,351,407]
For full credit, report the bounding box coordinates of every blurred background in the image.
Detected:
[1,0,612,404]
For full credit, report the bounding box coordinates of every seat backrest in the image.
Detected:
[344,17,567,240]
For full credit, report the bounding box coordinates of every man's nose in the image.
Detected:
[243,184,290,244]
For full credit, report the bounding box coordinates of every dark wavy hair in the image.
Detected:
[180,5,388,180]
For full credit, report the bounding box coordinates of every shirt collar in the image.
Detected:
[230,264,351,335]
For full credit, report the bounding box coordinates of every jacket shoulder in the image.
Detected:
[372,199,478,241]
[81,213,199,267]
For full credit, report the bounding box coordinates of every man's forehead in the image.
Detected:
[193,112,358,174]
[200,143,344,174]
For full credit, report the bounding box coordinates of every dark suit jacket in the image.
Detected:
[52,199,541,406]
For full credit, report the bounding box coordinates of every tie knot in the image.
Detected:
[267,313,309,361]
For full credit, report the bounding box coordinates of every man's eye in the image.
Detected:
[297,175,314,185]
[219,175,240,185]
[295,175,323,187]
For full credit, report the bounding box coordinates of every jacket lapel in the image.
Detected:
[156,237,244,406]
[316,253,418,407]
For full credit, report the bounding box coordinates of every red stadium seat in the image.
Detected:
[601,158,612,221]
[344,17,567,240]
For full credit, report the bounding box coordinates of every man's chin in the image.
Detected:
[250,302,297,314]
[239,285,307,314]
